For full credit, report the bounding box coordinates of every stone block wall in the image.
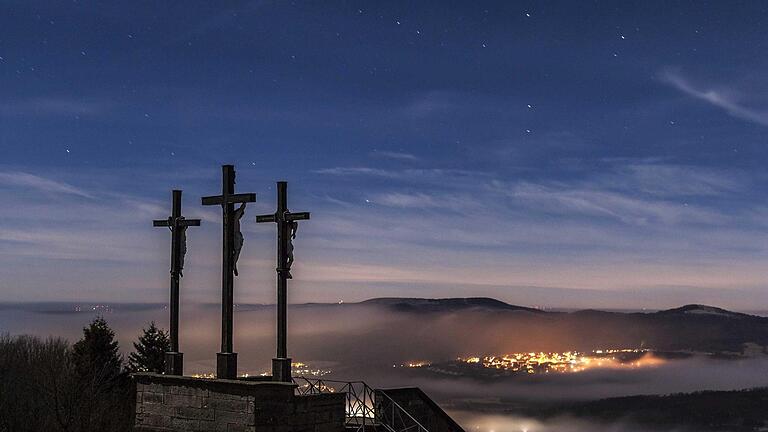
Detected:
[133,373,345,432]
[289,393,346,432]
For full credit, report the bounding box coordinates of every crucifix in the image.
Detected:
[201,165,256,379]
[153,190,200,376]
[256,181,310,382]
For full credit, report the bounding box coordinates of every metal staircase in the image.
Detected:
[293,377,430,432]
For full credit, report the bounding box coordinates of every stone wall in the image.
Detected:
[133,373,345,432]
[288,392,346,432]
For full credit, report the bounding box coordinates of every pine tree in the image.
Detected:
[72,316,123,380]
[71,316,130,432]
[128,321,170,373]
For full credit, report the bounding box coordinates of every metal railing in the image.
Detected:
[375,390,429,432]
[292,377,429,432]
[293,377,376,431]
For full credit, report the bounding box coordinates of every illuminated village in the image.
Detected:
[403,348,666,376]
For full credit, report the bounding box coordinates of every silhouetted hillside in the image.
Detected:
[356,298,768,354]
[361,297,544,313]
[659,304,753,318]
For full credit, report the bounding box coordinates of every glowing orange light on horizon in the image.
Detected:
[457,349,664,374]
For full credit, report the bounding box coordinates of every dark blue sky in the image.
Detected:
[2,1,768,309]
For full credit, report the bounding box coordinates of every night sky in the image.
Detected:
[2,1,768,309]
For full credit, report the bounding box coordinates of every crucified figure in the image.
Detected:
[178,217,188,277]
[232,203,246,276]
[285,220,298,279]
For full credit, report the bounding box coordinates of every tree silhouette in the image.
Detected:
[72,316,122,380]
[127,321,170,373]
[71,316,129,432]
[1,324,134,432]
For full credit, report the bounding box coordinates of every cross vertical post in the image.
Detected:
[153,189,200,375]
[256,181,310,382]
[202,165,256,379]
[221,166,235,372]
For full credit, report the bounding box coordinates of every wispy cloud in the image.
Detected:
[373,192,442,209]
[661,70,768,126]
[371,151,420,161]
[317,161,739,226]
[314,166,490,183]
[0,172,93,198]
[372,192,479,211]
[314,167,398,177]
[486,161,744,227]
[498,179,728,226]
[0,97,109,117]
[606,163,743,197]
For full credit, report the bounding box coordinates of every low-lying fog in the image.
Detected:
[448,412,684,432]
[2,303,767,431]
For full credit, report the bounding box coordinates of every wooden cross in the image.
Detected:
[152,190,200,375]
[201,165,256,379]
[256,181,310,382]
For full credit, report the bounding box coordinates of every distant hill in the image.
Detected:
[570,304,768,353]
[350,298,768,354]
[658,304,753,319]
[360,297,543,313]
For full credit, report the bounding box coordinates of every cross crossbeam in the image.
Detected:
[153,219,201,228]
[201,193,256,206]
[255,211,310,223]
